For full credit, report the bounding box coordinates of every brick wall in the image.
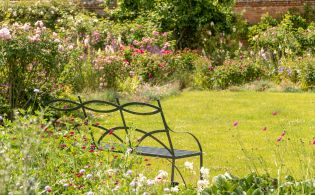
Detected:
[235,0,315,24]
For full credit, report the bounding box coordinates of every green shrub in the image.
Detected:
[280,56,315,90]
[194,59,265,89]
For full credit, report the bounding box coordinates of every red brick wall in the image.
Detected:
[234,0,315,24]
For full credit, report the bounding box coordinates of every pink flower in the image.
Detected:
[281,130,286,136]
[45,186,52,193]
[0,27,11,40]
[28,34,40,42]
[152,31,159,36]
[312,139,315,145]
[132,40,140,46]
[108,129,114,135]
[92,31,101,41]
[272,111,278,116]
[21,23,31,31]
[208,65,214,71]
[233,121,238,127]
[277,136,282,142]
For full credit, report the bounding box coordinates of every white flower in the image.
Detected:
[0,27,11,40]
[200,167,210,179]
[86,174,92,179]
[86,191,93,195]
[68,45,74,50]
[58,44,64,52]
[155,170,168,182]
[105,168,117,176]
[171,186,179,193]
[123,170,132,177]
[33,88,40,93]
[126,147,133,155]
[63,183,69,187]
[138,174,147,184]
[54,38,61,43]
[44,185,52,192]
[164,188,170,192]
[35,20,44,28]
[146,179,155,186]
[84,36,89,47]
[197,179,209,192]
[184,161,193,170]
[79,169,86,174]
[130,179,137,187]
[0,116,3,121]
[112,185,120,191]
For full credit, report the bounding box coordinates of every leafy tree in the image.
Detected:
[112,0,236,50]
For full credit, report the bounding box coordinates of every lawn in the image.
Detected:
[90,91,315,183]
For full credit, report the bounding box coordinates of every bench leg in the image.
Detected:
[200,153,203,180]
[171,158,178,186]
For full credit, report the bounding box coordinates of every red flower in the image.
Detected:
[281,131,286,136]
[158,63,165,68]
[60,144,67,149]
[148,73,153,79]
[69,131,75,136]
[89,149,95,153]
[82,146,86,150]
[312,139,315,145]
[134,49,144,54]
[272,111,278,116]
[162,50,172,55]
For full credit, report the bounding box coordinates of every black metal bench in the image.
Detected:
[47,97,203,186]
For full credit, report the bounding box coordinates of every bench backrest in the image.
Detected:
[47,97,175,154]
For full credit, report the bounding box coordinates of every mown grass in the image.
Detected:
[85,91,315,184]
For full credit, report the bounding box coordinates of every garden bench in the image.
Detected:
[47,97,203,186]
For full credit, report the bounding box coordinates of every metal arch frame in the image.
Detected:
[46,96,204,186]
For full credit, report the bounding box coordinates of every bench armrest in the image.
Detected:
[168,129,203,153]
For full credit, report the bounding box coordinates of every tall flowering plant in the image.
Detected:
[0,21,69,118]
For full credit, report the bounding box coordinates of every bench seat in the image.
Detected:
[103,144,201,159]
